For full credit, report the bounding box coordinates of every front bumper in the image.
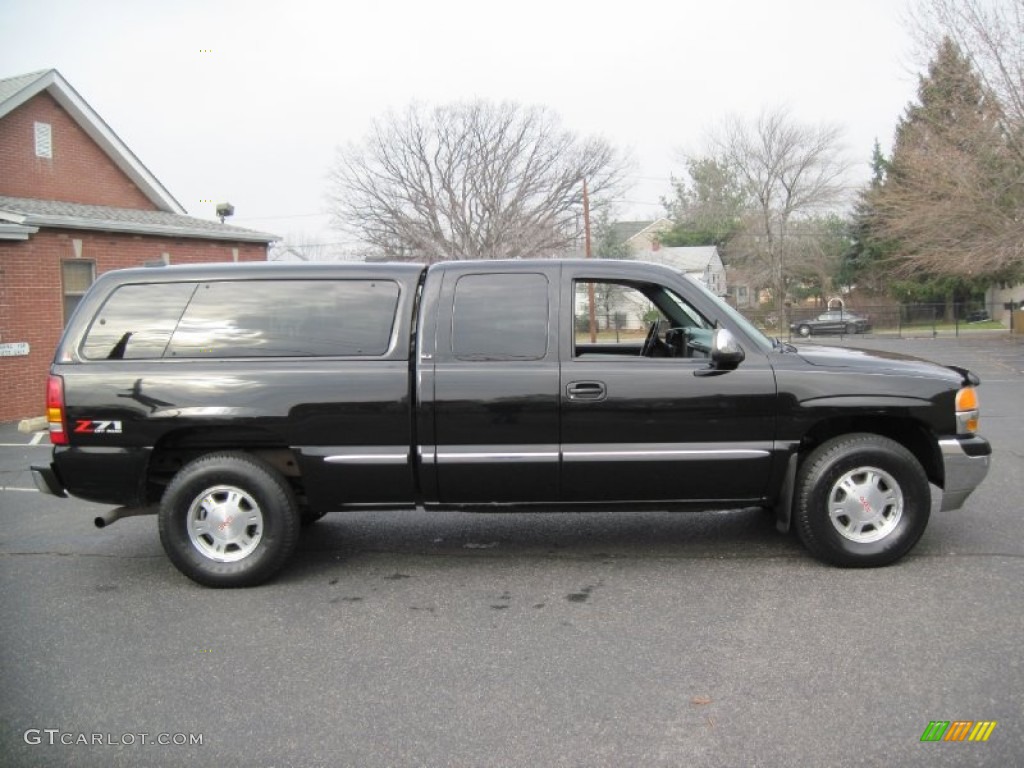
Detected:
[938,436,991,512]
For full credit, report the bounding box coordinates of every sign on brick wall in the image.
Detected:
[0,342,31,357]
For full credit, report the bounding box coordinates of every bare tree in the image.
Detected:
[786,215,851,304]
[699,106,851,306]
[327,101,628,262]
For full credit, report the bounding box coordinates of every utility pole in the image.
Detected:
[584,179,597,343]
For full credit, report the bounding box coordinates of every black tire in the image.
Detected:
[798,324,811,337]
[794,433,930,567]
[158,452,300,587]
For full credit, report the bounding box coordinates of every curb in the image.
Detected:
[18,416,47,434]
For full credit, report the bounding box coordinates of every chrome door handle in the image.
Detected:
[566,381,607,401]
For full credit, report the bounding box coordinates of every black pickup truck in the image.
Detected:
[33,259,991,586]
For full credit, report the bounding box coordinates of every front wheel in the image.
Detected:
[158,452,300,587]
[794,434,931,567]
[798,324,811,338]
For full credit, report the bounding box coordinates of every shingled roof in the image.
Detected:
[0,196,275,242]
[602,218,671,249]
[0,70,51,103]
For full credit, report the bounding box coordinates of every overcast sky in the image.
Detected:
[1,0,922,253]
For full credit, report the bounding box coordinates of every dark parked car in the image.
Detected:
[791,310,871,337]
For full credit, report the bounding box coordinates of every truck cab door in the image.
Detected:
[418,263,561,505]
[559,266,777,504]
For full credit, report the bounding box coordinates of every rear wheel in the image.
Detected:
[798,324,811,337]
[158,452,300,587]
[794,434,930,567]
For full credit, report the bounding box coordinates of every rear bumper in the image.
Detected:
[31,464,66,498]
[938,436,991,512]
[49,446,151,506]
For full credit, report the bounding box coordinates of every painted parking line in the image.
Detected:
[30,431,44,445]
[0,487,38,493]
[0,443,51,448]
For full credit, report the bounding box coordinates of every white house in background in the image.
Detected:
[985,282,1024,325]
[636,245,728,297]
[565,219,673,259]
[611,219,673,254]
[576,246,729,333]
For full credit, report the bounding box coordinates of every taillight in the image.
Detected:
[46,375,68,445]
[955,386,979,434]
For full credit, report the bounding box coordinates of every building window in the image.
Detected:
[62,261,94,324]
[34,122,53,158]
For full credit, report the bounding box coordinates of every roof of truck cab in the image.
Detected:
[96,259,691,287]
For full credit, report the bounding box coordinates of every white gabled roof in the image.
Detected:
[0,69,185,214]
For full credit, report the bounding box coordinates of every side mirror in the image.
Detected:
[695,328,744,376]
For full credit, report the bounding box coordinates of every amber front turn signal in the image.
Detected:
[955,387,979,433]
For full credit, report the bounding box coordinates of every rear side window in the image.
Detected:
[168,280,399,358]
[82,279,400,359]
[451,273,549,361]
[82,283,196,359]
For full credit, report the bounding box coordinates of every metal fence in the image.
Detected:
[738,301,1023,339]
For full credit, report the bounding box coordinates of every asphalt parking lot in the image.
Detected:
[1,335,1022,767]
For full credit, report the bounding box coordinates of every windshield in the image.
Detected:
[683,276,775,353]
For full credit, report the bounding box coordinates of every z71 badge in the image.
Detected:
[73,420,123,435]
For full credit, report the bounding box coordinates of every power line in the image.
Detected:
[232,212,332,222]
[273,240,367,248]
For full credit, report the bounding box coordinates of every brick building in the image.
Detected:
[0,69,275,422]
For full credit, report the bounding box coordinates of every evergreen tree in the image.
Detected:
[867,37,1024,290]
[839,141,893,295]
[592,207,632,260]
[659,157,746,249]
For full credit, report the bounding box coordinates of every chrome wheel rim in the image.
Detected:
[186,485,264,562]
[828,466,903,543]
